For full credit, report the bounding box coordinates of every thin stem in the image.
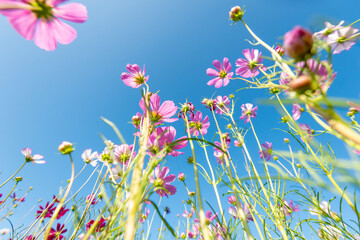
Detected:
[0,161,26,189]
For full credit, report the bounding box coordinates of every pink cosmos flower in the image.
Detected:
[206,57,234,88]
[229,203,253,222]
[187,223,200,239]
[114,144,135,167]
[240,103,258,123]
[139,208,150,223]
[314,21,345,41]
[139,93,178,124]
[86,217,106,232]
[150,165,177,197]
[36,201,56,218]
[213,134,231,164]
[155,126,187,157]
[292,104,302,121]
[227,195,236,206]
[189,111,210,137]
[121,64,149,88]
[215,95,230,115]
[299,123,313,142]
[296,59,336,93]
[81,149,98,167]
[182,208,194,218]
[48,223,67,240]
[327,25,359,54]
[0,0,87,51]
[195,210,217,225]
[280,199,300,217]
[86,194,98,205]
[235,49,266,78]
[259,141,273,161]
[22,148,45,164]
[201,98,217,111]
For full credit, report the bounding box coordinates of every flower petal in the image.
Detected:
[52,18,76,45]
[34,20,57,51]
[53,3,87,23]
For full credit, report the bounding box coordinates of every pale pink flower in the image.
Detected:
[182,208,194,218]
[189,111,210,136]
[22,148,45,164]
[121,64,149,88]
[235,49,266,78]
[139,93,178,124]
[206,57,234,88]
[259,141,273,161]
[292,104,302,121]
[114,144,135,167]
[139,208,150,223]
[229,203,253,222]
[309,201,331,216]
[150,165,177,197]
[215,95,230,115]
[0,0,87,51]
[280,199,300,217]
[327,25,359,54]
[240,103,258,123]
[81,149,98,167]
[227,195,236,206]
[314,21,345,41]
[299,123,313,142]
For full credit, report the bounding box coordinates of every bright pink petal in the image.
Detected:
[163,174,176,183]
[7,10,37,40]
[223,57,231,72]
[242,49,252,61]
[214,79,223,88]
[53,3,87,23]
[52,18,76,44]
[212,59,221,71]
[34,20,57,51]
[206,68,219,77]
[164,184,177,195]
[158,101,177,119]
[159,166,169,179]
[150,94,161,112]
[207,77,220,86]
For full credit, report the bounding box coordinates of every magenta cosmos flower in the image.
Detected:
[22,148,45,164]
[235,49,266,78]
[259,141,273,161]
[150,165,177,197]
[121,64,149,88]
[280,199,300,217]
[283,26,313,60]
[189,111,210,136]
[139,93,178,124]
[0,0,87,51]
[206,57,234,88]
[240,103,258,123]
[49,223,67,240]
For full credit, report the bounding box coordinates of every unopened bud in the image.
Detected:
[273,156,278,161]
[289,75,312,93]
[229,6,243,22]
[177,173,185,181]
[58,141,74,155]
[181,232,186,239]
[296,163,301,168]
[284,138,290,143]
[15,177,22,182]
[229,94,234,99]
[283,26,313,60]
[188,191,196,197]
[275,46,285,56]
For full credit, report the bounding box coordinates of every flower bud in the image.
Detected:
[188,191,195,197]
[289,75,312,93]
[132,115,141,126]
[273,156,278,161]
[181,232,186,239]
[15,177,22,182]
[178,173,185,181]
[58,141,74,155]
[229,6,243,22]
[229,94,234,99]
[284,138,290,143]
[283,26,313,60]
[275,46,285,56]
[330,211,341,222]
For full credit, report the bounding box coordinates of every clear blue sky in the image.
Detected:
[0,0,359,237]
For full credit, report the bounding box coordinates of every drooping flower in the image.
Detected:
[215,95,230,115]
[292,104,302,121]
[150,165,177,197]
[240,103,258,123]
[139,93,178,124]
[235,49,266,78]
[114,144,135,167]
[121,64,149,88]
[22,148,45,164]
[81,149,98,167]
[201,98,217,111]
[0,0,87,51]
[283,26,313,60]
[139,208,150,223]
[188,111,210,137]
[178,102,195,119]
[279,199,300,217]
[86,217,107,233]
[327,25,359,54]
[206,57,234,88]
[259,142,273,161]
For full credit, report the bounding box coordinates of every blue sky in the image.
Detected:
[0,0,360,238]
